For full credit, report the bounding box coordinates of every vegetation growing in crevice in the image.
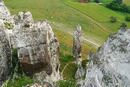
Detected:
[4,49,33,87]
[57,79,76,87]
[4,76,33,87]
[24,23,30,27]
[82,59,87,68]
[59,52,75,71]
[11,48,23,76]
[4,22,14,29]
[63,63,78,79]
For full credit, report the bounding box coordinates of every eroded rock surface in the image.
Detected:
[0,20,11,86]
[72,25,82,59]
[0,1,14,24]
[73,26,85,80]
[82,29,130,87]
[12,17,60,84]
[18,11,33,24]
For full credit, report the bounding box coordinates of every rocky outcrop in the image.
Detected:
[12,13,60,84]
[18,11,33,24]
[75,65,85,80]
[0,20,12,86]
[0,0,60,86]
[73,25,82,59]
[82,29,130,87]
[73,26,85,80]
[0,1,14,24]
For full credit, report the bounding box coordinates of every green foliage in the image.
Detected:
[120,22,127,29]
[63,63,78,79]
[4,76,33,87]
[125,15,130,21]
[106,0,130,13]
[24,24,30,27]
[59,52,75,71]
[57,79,76,87]
[82,60,87,68]
[110,16,117,23]
[94,0,100,3]
[113,0,123,4]
[12,48,23,75]
[60,42,72,52]
[4,22,14,29]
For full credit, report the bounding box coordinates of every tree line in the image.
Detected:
[106,0,130,13]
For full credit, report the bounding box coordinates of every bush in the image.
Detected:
[110,16,117,23]
[120,22,127,29]
[106,0,130,13]
[125,15,130,21]
[94,0,99,3]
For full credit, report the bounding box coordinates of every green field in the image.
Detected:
[124,0,130,5]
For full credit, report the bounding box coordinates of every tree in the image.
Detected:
[114,0,123,4]
[110,16,117,23]
[125,15,130,21]
[94,0,99,3]
[120,22,127,29]
[106,0,130,13]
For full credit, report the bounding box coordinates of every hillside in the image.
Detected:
[4,0,108,45]
[2,0,130,86]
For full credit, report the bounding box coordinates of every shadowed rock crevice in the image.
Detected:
[0,29,12,86]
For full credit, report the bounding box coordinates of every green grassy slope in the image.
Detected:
[124,0,130,5]
[63,0,130,32]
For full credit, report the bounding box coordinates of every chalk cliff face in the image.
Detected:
[0,20,11,86]
[0,0,60,86]
[0,1,14,24]
[82,29,130,87]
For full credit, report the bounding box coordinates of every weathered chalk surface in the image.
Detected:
[82,29,130,87]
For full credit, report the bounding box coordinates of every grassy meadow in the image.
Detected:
[124,0,130,5]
